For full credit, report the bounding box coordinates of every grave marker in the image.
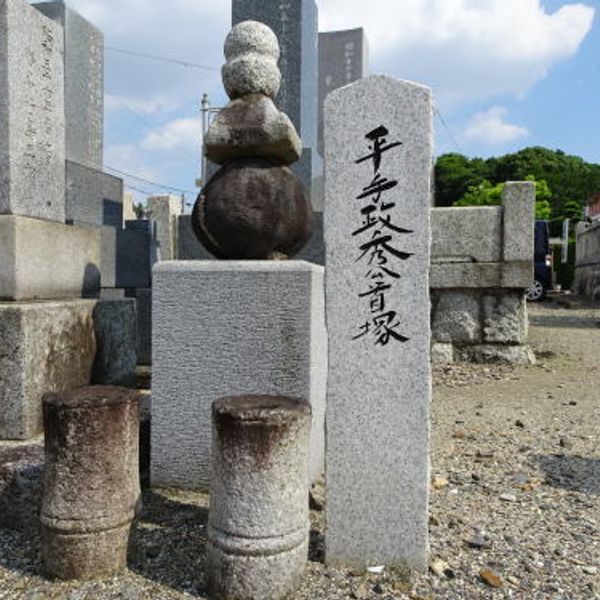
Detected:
[324,75,433,568]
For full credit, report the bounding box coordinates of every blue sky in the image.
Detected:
[54,0,598,205]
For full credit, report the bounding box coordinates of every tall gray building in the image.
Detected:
[318,28,369,155]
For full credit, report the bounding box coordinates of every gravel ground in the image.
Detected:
[0,298,598,599]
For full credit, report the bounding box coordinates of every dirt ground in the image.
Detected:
[0,297,598,599]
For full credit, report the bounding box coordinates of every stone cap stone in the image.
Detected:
[213,395,311,428]
[43,386,139,410]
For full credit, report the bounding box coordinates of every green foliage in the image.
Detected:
[454,174,553,220]
[435,147,600,222]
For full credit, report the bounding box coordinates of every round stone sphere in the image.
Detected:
[192,158,313,260]
[222,20,281,99]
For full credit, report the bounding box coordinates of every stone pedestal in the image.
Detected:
[0,298,136,440]
[151,260,326,490]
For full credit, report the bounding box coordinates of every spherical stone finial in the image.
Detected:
[222,20,281,100]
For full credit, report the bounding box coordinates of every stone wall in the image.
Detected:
[573,220,600,300]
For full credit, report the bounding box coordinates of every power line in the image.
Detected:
[106,46,219,72]
[124,183,160,197]
[106,165,197,195]
[434,107,463,153]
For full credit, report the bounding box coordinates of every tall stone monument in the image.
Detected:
[318,28,369,155]
[152,21,326,490]
[231,0,320,201]
[0,0,65,222]
[324,75,433,569]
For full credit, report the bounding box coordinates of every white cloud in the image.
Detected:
[105,93,180,116]
[320,0,595,104]
[141,117,203,153]
[461,107,529,145]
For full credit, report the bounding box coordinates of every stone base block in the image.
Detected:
[456,344,536,365]
[0,438,44,531]
[0,298,136,440]
[151,261,327,490]
[0,215,101,300]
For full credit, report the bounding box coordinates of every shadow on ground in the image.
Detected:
[129,489,210,597]
[534,454,600,496]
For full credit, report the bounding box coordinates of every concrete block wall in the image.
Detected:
[574,220,600,300]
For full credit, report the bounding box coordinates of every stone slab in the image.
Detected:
[324,75,432,568]
[502,182,535,263]
[0,0,65,222]
[430,261,531,289]
[176,215,215,260]
[66,160,123,227]
[432,290,481,344]
[34,2,103,169]
[152,260,327,490]
[0,298,137,440]
[318,28,368,155]
[125,288,152,366]
[0,215,101,301]
[431,206,502,263]
[147,195,182,261]
[116,228,151,289]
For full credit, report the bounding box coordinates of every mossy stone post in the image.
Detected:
[207,395,311,600]
[41,386,140,580]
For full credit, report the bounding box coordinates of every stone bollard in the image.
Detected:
[41,386,140,580]
[207,395,311,600]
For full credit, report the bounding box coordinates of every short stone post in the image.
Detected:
[41,386,140,580]
[207,395,311,600]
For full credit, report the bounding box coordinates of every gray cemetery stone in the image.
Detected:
[324,75,432,569]
[122,192,136,223]
[0,0,65,222]
[152,261,327,490]
[147,195,181,261]
[0,297,138,440]
[127,288,152,366]
[318,28,369,154]
[0,216,101,300]
[232,0,320,195]
[66,161,123,227]
[116,228,151,289]
[176,215,215,260]
[34,1,103,169]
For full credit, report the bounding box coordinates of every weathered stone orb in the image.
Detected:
[222,20,281,99]
[192,158,313,260]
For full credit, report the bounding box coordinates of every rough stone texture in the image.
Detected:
[192,158,313,259]
[125,288,152,366]
[152,261,327,490]
[318,28,368,155]
[0,298,137,440]
[0,437,44,531]
[430,261,532,289]
[205,94,301,165]
[502,182,535,263]
[41,386,140,580]
[0,0,65,222]
[147,195,181,261]
[431,206,502,263]
[482,292,528,344]
[432,291,481,344]
[574,220,600,299]
[324,75,432,568]
[0,215,101,301]
[34,2,103,169]
[430,342,454,364]
[66,161,123,227]
[456,344,536,365]
[91,299,137,385]
[0,300,96,440]
[222,21,281,100]
[207,395,310,600]
[232,0,319,155]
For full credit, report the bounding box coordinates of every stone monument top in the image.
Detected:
[192,21,312,260]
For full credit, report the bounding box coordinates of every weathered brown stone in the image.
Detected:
[192,158,313,260]
[205,94,301,165]
[41,386,140,580]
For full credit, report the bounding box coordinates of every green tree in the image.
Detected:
[434,153,489,207]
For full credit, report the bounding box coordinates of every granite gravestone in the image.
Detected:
[231,0,320,196]
[318,28,368,155]
[34,1,103,169]
[324,75,432,569]
[0,0,65,222]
